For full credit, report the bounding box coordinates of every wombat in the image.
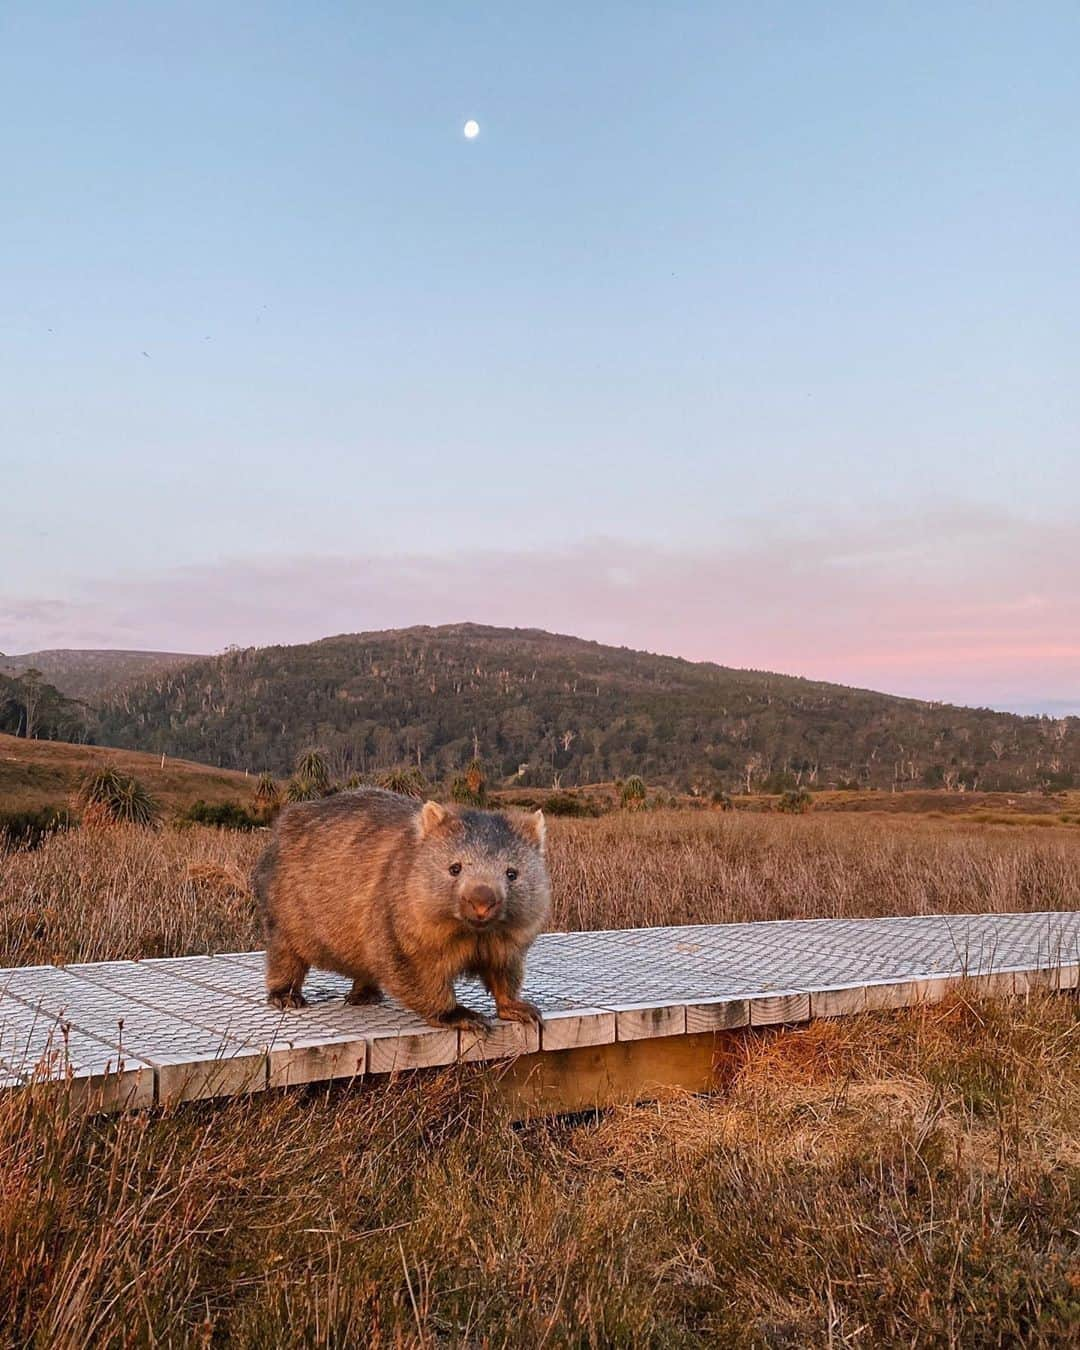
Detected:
[252,788,550,1029]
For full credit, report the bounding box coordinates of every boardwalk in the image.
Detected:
[2,910,1078,1112]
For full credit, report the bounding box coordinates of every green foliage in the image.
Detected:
[777,788,813,814]
[0,806,76,851]
[377,766,427,799]
[182,799,262,831]
[711,790,733,811]
[0,671,89,743]
[621,775,648,810]
[285,777,322,803]
[76,765,159,827]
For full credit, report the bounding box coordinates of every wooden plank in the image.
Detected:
[1012,964,1080,996]
[267,1036,367,1090]
[458,1020,541,1063]
[810,985,868,1018]
[614,1002,687,1042]
[155,1049,267,1104]
[29,1057,152,1112]
[685,998,750,1033]
[367,1028,459,1075]
[491,1032,723,1119]
[539,1008,616,1052]
[963,970,1020,999]
[862,976,958,1010]
[748,992,811,1026]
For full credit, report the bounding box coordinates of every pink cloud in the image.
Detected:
[2,509,1077,712]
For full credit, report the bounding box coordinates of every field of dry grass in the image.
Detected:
[0,731,252,818]
[3,809,1079,967]
[2,811,1079,1345]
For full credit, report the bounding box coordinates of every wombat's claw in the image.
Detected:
[268,990,308,1011]
[496,999,543,1026]
[345,986,383,1006]
[435,1006,492,1031]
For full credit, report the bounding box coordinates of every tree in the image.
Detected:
[743,754,763,795]
[21,667,43,739]
[620,775,647,810]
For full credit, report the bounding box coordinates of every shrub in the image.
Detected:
[620,775,647,810]
[377,767,428,799]
[0,806,76,851]
[76,766,159,827]
[711,790,733,811]
[252,772,281,819]
[449,760,488,808]
[542,792,603,818]
[182,800,262,831]
[285,776,322,803]
[294,749,330,792]
[777,788,813,814]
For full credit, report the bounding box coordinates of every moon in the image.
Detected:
[463,119,479,140]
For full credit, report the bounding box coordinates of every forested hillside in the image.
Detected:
[96,625,1078,793]
[0,649,201,701]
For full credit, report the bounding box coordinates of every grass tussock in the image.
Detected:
[2,810,1079,1343]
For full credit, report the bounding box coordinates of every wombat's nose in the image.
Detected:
[461,883,502,924]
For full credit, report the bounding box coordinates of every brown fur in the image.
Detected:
[252,788,550,1029]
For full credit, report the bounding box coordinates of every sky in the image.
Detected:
[2,2,1077,714]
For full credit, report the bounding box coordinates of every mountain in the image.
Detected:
[95,624,1078,793]
[0,649,203,702]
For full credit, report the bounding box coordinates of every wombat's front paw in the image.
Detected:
[495,998,543,1026]
[434,1006,492,1031]
[268,990,308,1011]
[345,984,384,1006]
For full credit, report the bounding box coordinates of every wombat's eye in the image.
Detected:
[505,868,518,882]
[448,862,462,877]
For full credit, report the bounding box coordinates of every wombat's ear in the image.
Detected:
[417,800,450,837]
[516,809,547,853]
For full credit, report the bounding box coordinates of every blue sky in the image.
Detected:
[2,3,1077,711]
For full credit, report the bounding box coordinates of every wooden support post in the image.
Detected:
[486,1031,725,1119]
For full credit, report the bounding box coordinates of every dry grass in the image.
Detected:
[1,811,1079,1345]
[3,810,1079,967]
[0,731,252,817]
